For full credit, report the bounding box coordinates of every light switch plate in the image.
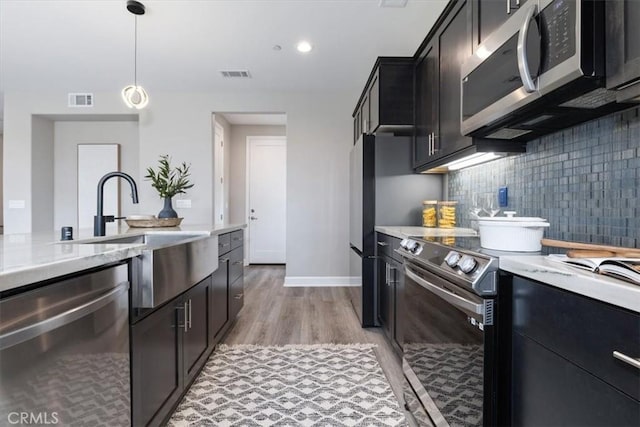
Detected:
[176,199,192,209]
[8,200,26,209]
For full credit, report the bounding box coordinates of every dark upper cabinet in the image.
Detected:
[353,57,415,142]
[437,0,473,158]
[606,0,640,102]
[414,42,439,167]
[471,0,529,49]
[414,0,474,169]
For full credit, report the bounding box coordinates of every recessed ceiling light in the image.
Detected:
[296,41,313,53]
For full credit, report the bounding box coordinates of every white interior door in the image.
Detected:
[247,136,286,264]
[214,123,225,225]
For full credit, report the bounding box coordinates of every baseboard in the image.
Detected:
[283,276,359,287]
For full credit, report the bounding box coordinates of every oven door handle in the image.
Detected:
[517,3,538,93]
[405,265,484,316]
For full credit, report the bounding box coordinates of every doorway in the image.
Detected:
[246,136,286,264]
[214,123,225,225]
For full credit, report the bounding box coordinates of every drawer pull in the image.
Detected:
[377,241,389,247]
[234,293,243,300]
[220,257,230,263]
[232,261,243,266]
[613,351,640,370]
[233,237,242,241]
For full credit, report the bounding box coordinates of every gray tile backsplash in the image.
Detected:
[448,107,640,248]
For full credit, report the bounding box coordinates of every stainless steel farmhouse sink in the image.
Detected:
[80,232,219,311]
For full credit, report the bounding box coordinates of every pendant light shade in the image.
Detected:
[122,1,149,109]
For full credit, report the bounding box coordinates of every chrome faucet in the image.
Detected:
[94,172,139,236]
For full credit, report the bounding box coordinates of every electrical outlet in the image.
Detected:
[498,187,508,207]
[175,199,192,209]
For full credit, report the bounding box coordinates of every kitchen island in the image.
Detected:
[0,223,246,427]
[0,223,245,293]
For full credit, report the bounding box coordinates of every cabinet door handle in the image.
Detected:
[613,351,640,370]
[377,241,389,247]
[507,0,511,14]
[188,299,192,330]
[232,261,243,266]
[220,257,230,263]
[428,133,433,156]
[183,302,188,333]
[234,293,243,300]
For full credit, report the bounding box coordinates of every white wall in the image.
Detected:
[3,89,354,278]
[31,116,54,232]
[0,133,3,228]
[228,124,287,225]
[53,121,140,230]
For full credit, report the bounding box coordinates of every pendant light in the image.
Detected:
[122,0,149,109]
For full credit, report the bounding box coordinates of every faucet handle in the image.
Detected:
[104,215,116,223]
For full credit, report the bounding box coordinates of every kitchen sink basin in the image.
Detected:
[78,232,218,311]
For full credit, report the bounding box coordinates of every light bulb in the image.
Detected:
[121,85,149,109]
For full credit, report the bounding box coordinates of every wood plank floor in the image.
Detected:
[222,265,405,402]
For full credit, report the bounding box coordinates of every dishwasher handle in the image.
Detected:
[0,281,129,350]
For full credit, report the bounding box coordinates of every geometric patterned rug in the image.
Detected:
[168,344,407,426]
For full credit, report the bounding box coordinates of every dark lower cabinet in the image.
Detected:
[375,232,404,354]
[183,278,211,386]
[510,276,640,426]
[131,295,183,427]
[131,228,246,427]
[512,332,640,427]
[210,256,229,342]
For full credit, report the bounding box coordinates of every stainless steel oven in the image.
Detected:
[461,0,627,142]
[398,238,499,427]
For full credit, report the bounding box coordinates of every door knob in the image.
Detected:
[250,216,258,220]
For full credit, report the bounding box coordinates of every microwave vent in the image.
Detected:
[485,128,532,140]
[559,88,617,109]
[220,70,251,78]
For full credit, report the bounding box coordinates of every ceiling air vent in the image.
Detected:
[68,93,94,107]
[220,70,251,78]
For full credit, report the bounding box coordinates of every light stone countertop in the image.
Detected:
[375,225,478,240]
[0,223,246,293]
[500,255,640,313]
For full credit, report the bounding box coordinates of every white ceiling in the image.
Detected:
[0,0,449,130]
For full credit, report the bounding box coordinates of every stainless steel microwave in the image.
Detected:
[461,0,628,141]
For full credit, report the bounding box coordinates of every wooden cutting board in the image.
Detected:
[541,238,640,257]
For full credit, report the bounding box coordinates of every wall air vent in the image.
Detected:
[68,93,94,107]
[220,70,251,78]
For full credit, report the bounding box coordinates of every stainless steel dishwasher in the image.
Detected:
[0,263,130,426]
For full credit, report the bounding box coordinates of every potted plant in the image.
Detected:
[145,154,194,218]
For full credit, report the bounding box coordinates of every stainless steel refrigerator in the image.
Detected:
[349,134,442,327]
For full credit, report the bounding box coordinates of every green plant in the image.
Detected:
[145,154,194,198]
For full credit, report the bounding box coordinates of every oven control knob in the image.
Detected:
[444,251,462,267]
[400,239,409,249]
[405,240,419,252]
[410,243,423,255]
[458,255,478,274]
